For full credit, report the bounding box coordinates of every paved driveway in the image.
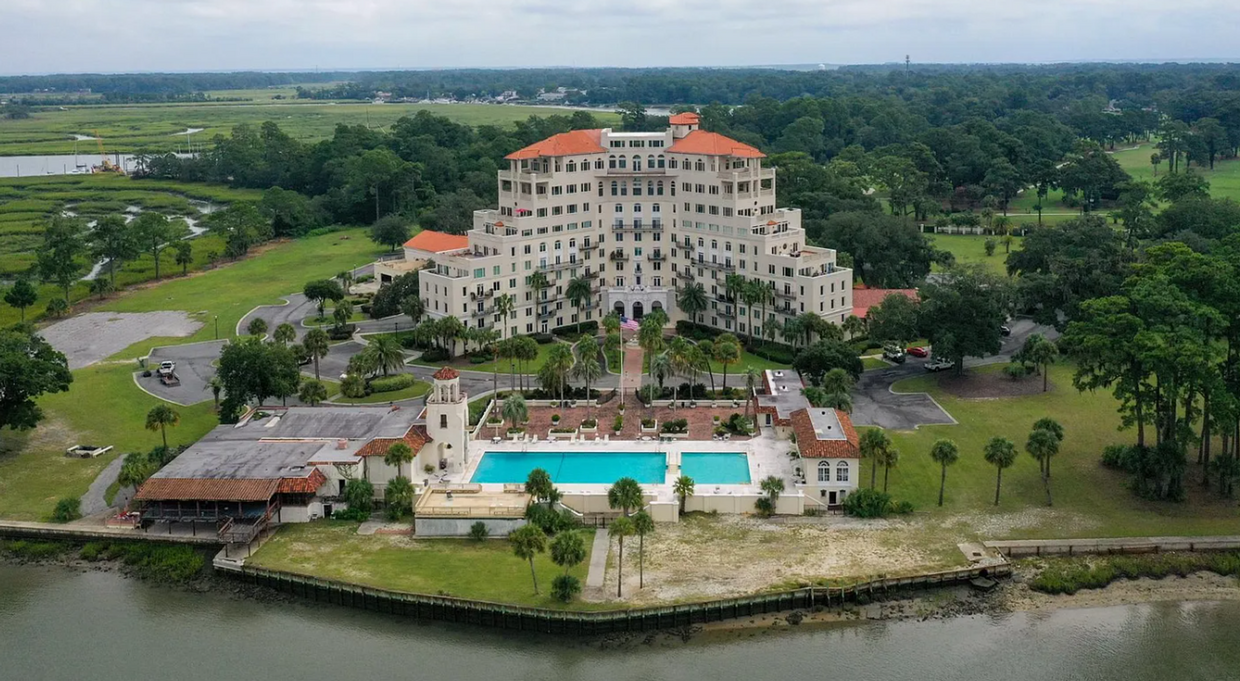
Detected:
[134,340,227,405]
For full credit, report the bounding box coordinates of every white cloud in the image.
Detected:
[1,0,1238,74]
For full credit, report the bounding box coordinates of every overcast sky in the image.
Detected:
[3,0,1238,74]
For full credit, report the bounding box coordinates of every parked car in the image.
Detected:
[882,344,906,363]
[1000,325,1012,337]
[906,346,929,358]
[925,357,955,372]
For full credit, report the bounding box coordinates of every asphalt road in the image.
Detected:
[135,340,228,406]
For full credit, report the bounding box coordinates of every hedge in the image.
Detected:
[371,374,417,393]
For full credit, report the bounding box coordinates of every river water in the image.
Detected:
[2,564,1238,681]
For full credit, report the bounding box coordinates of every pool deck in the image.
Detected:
[453,431,796,505]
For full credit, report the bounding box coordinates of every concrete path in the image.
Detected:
[80,456,124,516]
[585,527,611,590]
[41,311,203,369]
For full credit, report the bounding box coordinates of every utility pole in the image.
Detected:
[905,55,911,74]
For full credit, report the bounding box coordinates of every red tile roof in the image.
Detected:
[792,409,860,459]
[669,112,700,125]
[433,366,460,380]
[851,287,918,319]
[135,477,282,502]
[277,469,327,494]
[404,230,470,253]
[357,425,430,458]
[668,130,764,158]
[505,129,605,160]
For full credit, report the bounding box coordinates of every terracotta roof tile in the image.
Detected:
[404,230,470,252]
[277,469,327,494]
[505,129,605,160]
[433,366,460,380]
[851,288,918,319]
[135,478,281,502]
[792,409,860,459]
[357,425,430,458]
[668,130,764,158]
[669,112,700,125]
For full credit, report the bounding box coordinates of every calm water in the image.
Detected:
[681,452,752,484]
[2,564,1239,681]
[471,451,666,484]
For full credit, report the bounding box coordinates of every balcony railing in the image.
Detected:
[469,289,495,301]
[609,250,629,262]
[697,258,735,272]
[609,222,664,232]
[679,269,696,281]
[537,309,556,320]
[541,258,580,272]
[471,306,495,318]
[774,289,796,301]
[646,251,665,262]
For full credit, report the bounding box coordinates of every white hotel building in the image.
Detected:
[411,112,853,338]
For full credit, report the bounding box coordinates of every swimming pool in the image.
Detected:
[680,452,751,484]
[470,451,667,485]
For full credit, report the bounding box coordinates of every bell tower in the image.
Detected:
[424,366,469,473]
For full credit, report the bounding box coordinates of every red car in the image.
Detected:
[906,346,929,358]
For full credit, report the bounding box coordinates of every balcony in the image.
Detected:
[609,250,629,262]
[774,289,796,301]
[679,269,695,281]
[696,258,735,272]
[469,289,495,301]
[609,222,664,233]
[541,258,581,272]
[471,306,495,318]
[537,309,556,320]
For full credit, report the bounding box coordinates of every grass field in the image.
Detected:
[0,362,217,520]
[329,380,431,404]
[878,363,1239,539]
[0,102,621,156]
[929,233,1023,275]
[410,338,562,375]
[249,521,597,608]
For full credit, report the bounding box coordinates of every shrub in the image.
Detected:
[524,504,579,535]
[553,321,597,337]
[420,346,450,362]
[641,417,655,428]
[842,488,893,518]
[551,414,561,423]
[551,574,582,602]
[722,413,753,435]
[1102,444,1134,470]
[754,496,774,516]
[613,415,624,431]
[1,540,68,559]
[530,332,554,344]
[1003,362,1031,379]
[1028,552,1240,595]
[581,418,597,428]
[750,344,796,365]
[327,323,356,341]
[370,373,416,393]
[344,479,375,516]
[892,500,915,515]
[660,418,688,434]
[469,521,489,541]
[332,507,370,521]
[51,497,81,523]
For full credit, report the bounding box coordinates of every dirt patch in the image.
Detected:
[40,311,204,369]
[936,371,1051,399]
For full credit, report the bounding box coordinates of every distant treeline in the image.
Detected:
[0,71,350,96]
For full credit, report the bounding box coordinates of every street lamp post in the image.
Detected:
[214,316,219,340]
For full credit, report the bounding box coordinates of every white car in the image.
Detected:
[925,357,955,372]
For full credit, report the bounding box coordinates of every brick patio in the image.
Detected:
[478,400,756,442]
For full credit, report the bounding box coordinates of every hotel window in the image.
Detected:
[473,268,485,278]
[836,462,849,482]
[633,203,642,213]
[818,462,830,482]
[440,415,448,428]
[566,161,577,172]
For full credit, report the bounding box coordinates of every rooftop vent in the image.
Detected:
[336,439,348,450]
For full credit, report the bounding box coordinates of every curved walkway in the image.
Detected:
[80,456,124,516]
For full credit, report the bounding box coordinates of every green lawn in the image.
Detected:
[704,347,790,374]
[249,521,598,609]
[877,363,1240,539]
[928,234,1023,275]
[410,337,562,375]
[0,362,217,520]
[861,357,889,371]
[328,379,430,405]
[0,101,622,156]
[97,228,383,360]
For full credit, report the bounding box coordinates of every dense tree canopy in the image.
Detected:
[0,328,72,431]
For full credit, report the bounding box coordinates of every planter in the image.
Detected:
[580,423,598,433]
[547,429,578,440]
[640,420,658,433]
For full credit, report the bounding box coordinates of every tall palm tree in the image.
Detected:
[764,318,782,346]
[543,343,576,405]
[842,315,866,341]
[673,475,695,515]
[607,477,644,516]
[365,335,406,376]
[603,311,621,337]
[502,393,528,432]
[781,317,802,349]
[145,404,180,450]
[667,337,693,407]
[565,276,593,334]
[754,281,773,346]
[509,524,547,595]
[739,280,763,348]
[495,292,516,384]
[637,316,665,379]
[631,510,654,589]
[572,339,602,419]
[930,439,960,507]
[384,441,413,480]
[1026,427,1060,506]
[983,437,1018,505]
[877,446,900,493]
[515,336,539,392]
[797,312,825,347]
[694,341,715,393]
[1032,417,1065,478]
[676,282,708,325]
[649,351,672,393]
[744,366,761,422]
[859,428,891,490]
[724,273,746,333]
[302,328,330,381]
[713,336,740,392]
[609,516,635,598]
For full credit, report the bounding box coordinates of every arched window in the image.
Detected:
[835,461,849,482]
[632,155,641,171]
[647,154,655,168]
[553,240,561,250]
[647,180,655,195]
[620,181,628,196]
[817,461,830,482]
[656,180,664,196]
[633,203,643,213]
[610,180,618,196]
[657,154,666,168]
[568,238,576,248]
[710,239,717,249]
[608,155,616,169]
[619,156,627,169]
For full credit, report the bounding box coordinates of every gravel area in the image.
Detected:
[41,311,203,369]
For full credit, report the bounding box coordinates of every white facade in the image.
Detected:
[417,118,853,338]
[423,370,470,474]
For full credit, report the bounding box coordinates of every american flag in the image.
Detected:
[620,317,641,332]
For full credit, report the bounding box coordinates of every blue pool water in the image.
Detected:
[470,451,667,484]
[680,452,751,484]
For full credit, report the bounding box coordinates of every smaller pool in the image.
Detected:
[471,451,666,485]
[680,452,751,485]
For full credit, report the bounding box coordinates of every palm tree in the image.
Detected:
[515,336,539,391]
[724,273,746,331]
[247,317,268,337]
[667,337,693,407]
[696,340,716,393]
[753,282,774,346]
[676,282,708,325]
[603,311,622,337]
[1032,417,1065,478]
[713,336,740,393]
[764,318,782,346]
[272,323,297,346]
[145,404,180,450]
[739,280,762,348]
[509,524,548,595]
[566,276,593,334]
[1026,427,1060,506]
[384,441,413,480]
[609,516,635,598]
[207,375,223,409]
[781,317,802,349]
[298,378,327,406]
[842,315,866,341]
[572,339,602,419]
[337,270,354,295]
[607,477,644,516]
[1027,336,1059,392]
[759,475,785,514]
[673,475,695,515]
[649,351,672,393]
[524,467,554,506]
[495,292,516,386]
[502,393,528,432]
[859,428,891,489]
[550,530,586,578]
[603,331,622,371]
[930,439,960,507]
[365,335,406,376]
[543,343,576,405]
[744,366,761,422]
[983,437,1018,505]
[877,446,901,493]
[631,510,654,589]
[303,328,330,380]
